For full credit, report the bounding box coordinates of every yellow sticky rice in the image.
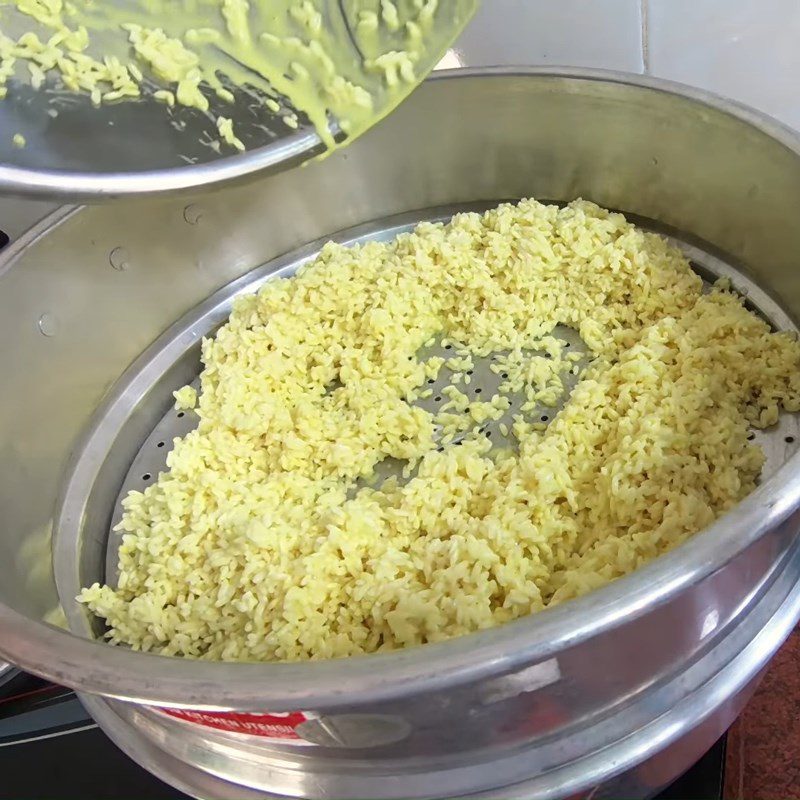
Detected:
[79,198,800,662]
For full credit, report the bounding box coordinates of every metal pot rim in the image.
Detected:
[0,128,323,203]
[3,66,800,708]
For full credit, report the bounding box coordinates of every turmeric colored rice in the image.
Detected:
[79,198,800,661]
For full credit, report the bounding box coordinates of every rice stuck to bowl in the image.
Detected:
[79,199,800,662]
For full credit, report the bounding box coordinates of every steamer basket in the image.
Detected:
[2,68,800,799]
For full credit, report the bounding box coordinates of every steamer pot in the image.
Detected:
[2,68,800,799]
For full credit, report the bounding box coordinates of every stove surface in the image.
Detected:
[0,671,726,800]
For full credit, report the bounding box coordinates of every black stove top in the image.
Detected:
[0,670,727,800]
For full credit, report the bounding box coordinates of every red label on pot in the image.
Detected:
[159,707,308,739]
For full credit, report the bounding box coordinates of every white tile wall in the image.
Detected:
[646,0,800,130]
[439,0,800,132]
[445,0,644,72]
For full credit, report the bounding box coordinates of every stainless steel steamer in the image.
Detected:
[2,69,800,799]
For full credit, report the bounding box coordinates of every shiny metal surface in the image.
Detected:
[2,69,800,798]
[0,2,473,201]
[0,661,15,689]
[0,127,323,201]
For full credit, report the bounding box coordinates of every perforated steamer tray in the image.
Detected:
[102,204,800,589]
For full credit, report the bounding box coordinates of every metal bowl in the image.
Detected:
[0,2,476,201]
[2,68,800,799]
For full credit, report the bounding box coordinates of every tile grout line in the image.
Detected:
[641,0,650,74]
